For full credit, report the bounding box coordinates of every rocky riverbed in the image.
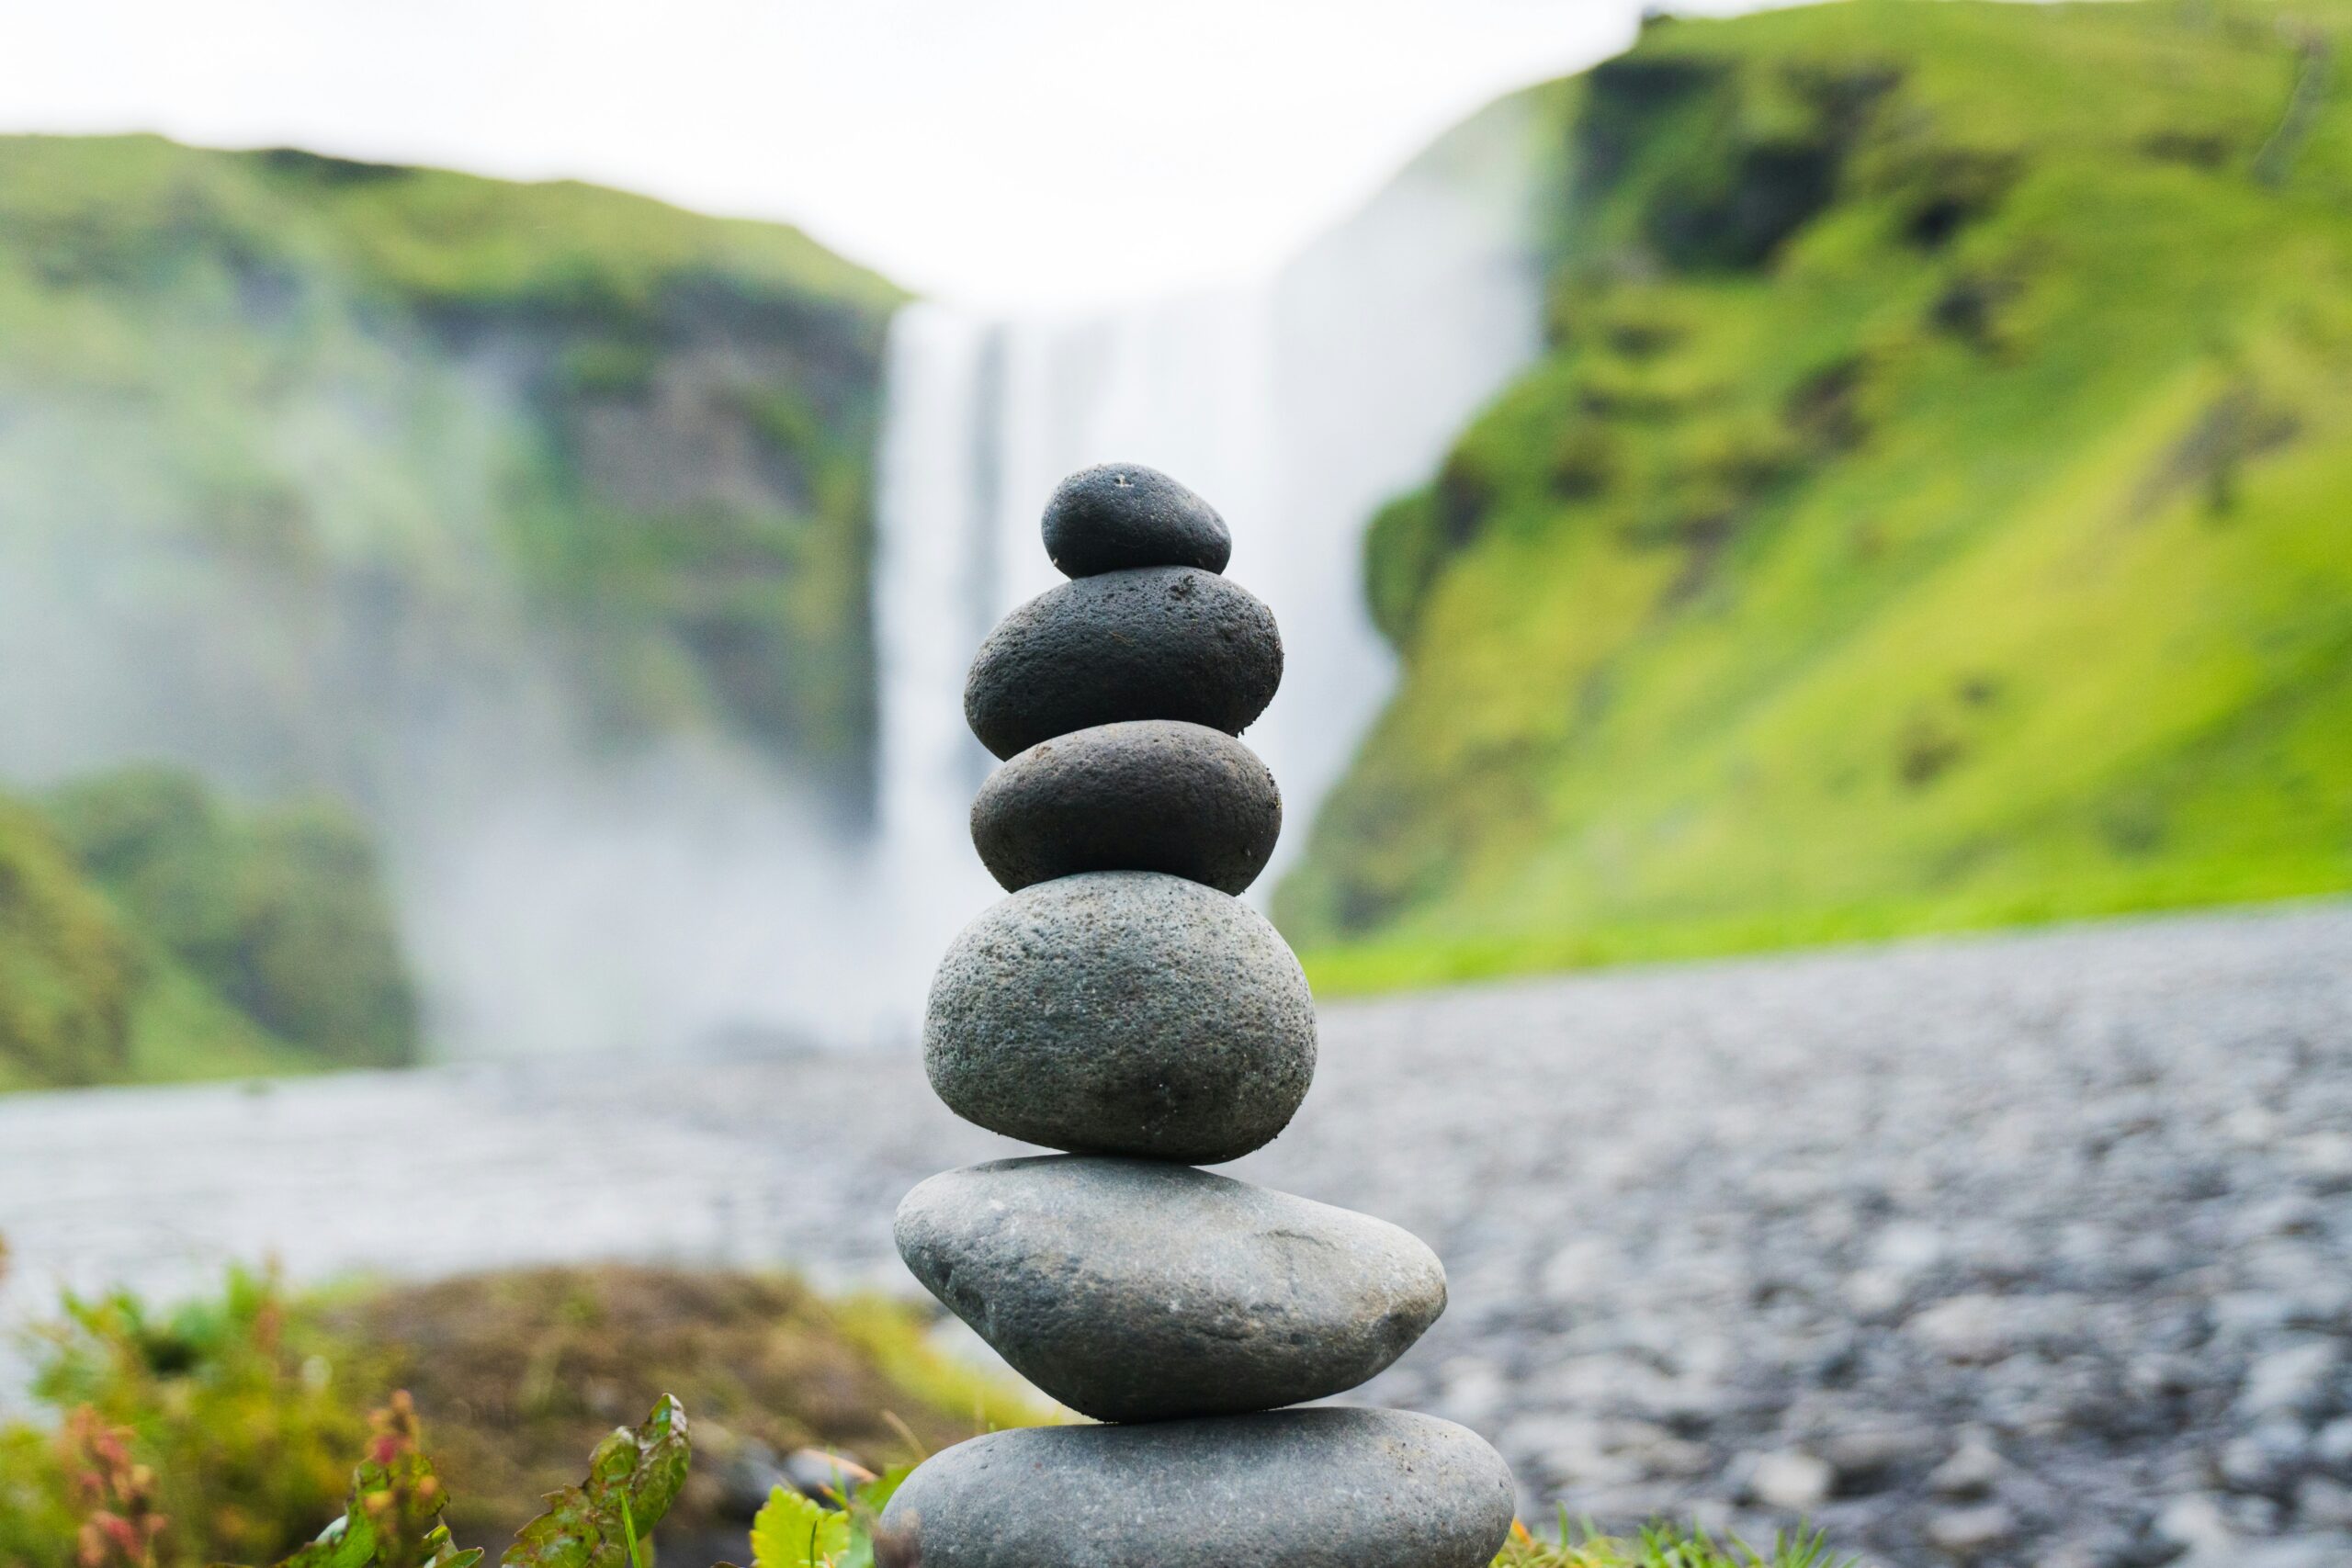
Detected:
[5,903,2349,1568]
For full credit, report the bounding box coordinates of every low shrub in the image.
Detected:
[0,1266,1851,1568]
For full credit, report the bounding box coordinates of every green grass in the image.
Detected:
[1279,0,2352,988]
[1497,1518,1856,1568]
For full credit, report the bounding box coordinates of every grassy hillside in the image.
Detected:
[0,766,414,1091]
[0,135,903,807]
[1279,0,2352,987]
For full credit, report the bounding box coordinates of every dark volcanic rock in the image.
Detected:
[878,1407,1514,1568]
[963,567,1281,760]
[971,720,1282,895]
[1041,461,1232,577]
[923,871,1314,1162]
[894,1156,1445,1422]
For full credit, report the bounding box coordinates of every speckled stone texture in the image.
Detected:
[962,566,1281,760]
[894,1156,1445,1422]
[1041,461,1232,578]
[877,1408,1516,1568]
[922,871,1314,1162]
[970,719,1281,895]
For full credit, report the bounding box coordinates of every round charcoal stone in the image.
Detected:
[895,1156,1446,1423]
[972,720,1281,895]
[1042,461,1231,577]
[878,1408,1516,1568]
[923,871,1314,1162]
[963,567,1281,760]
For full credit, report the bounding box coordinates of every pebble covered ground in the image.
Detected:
[5,902,2349,1568]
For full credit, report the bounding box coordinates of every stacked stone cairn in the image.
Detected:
[880,463,1517,1568]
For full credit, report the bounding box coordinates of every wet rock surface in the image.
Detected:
[923,871,1315,1163]
[962,567,1281,759]
[1041,461,1232,578]
[878,1407,1515,1568]
[895,1156,1445,1422]
[971,719,1281,895]
[11,905,2350,1566]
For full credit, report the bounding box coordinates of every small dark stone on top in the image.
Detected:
[1043,462,1232,578]
[972,720,1281,895]
[963,567,1281,760]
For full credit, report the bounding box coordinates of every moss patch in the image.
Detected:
[1280,0,2352,986]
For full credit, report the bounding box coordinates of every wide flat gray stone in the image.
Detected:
[894,1156,1444,1422]
[971,720,1281,895]
[963,566,1282,760]
[924,871,1314,1162]
[877,1407,1515,1568]
[1042,461,1232,578]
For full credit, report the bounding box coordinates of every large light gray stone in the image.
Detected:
[963,566,1281,760]
[971,720,1281,895]
[877,1407,1515,1568]
[923,871,1313,1163]
[894,1156,1444,1422]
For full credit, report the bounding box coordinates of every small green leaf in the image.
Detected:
[750,1487,850,1568]
[424,1527,484,1568]
[503,1397,694,1568]
[849,1466,910,1517]
[272,1510,379,1568]
[501,1486,599,1568]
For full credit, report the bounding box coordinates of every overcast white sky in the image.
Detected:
[5,0,1781,308]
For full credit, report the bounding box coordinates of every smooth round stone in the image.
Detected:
[971,720,1281,896]
[924,871,1314,1163]
[894,1156,1444,1423]
[963,567,1281,761]
[878,1408,1514,1568]
[1042,462,1232,578]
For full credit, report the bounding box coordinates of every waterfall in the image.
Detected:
[871,89,1548,944]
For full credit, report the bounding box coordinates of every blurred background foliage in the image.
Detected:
[1280,0,2352,986]
[0,766,412,1089]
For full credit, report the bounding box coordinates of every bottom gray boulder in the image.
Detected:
[877,1407,1516,1568]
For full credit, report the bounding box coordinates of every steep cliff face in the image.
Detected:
[1280,0,2352,985]
[0,134,901,814]
[0,134,910,1067]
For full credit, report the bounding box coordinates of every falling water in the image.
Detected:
[870,90,1549,945]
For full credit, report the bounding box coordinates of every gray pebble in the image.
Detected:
[971,720,1281,895]
[963,567,1281,760]
[878,1407,1513,1568]
[894,1156,1445,1422]
[924,871,1314,1163]
[1041,461,1232,578]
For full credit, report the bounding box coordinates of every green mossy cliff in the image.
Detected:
[1280,0,2352,986]
[0,134,903,805]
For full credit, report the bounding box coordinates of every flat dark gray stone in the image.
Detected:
[878,1407,1514,1568]
[894,1156,1444,1422]
[972,720,1281,895]
[1042,461,1231,578]
[963,567,1281,760]
[924,871,1315,1162]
